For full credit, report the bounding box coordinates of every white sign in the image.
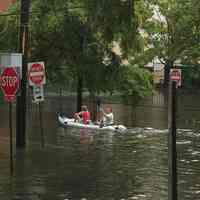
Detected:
[170,69,181,87]
[28,62,46,86]
[33,85,44,103]
[0,53,22,78]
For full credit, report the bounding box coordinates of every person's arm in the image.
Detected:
[99,107,106,116]
[77,111,83,116]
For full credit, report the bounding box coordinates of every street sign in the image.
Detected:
[0,67,20,102]
[32,85,44,103]
[170,69,181,86]
[28,62,46,86]
[0,53,22,78]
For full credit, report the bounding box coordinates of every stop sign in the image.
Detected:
[0,67,20,102]
[170,69,181,86]
[28,62,46,86]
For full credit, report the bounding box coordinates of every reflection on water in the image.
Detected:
[0,92,200,199]
[0,125,168,200]
[177,130,200,200]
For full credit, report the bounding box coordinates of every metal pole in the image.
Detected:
[96,97,101,122]
[16,0,30,148]
[168,81,177,200]
[9,103,13,175]
[39,102,45,148]
[59,87,63,114]
[77,75,83,112]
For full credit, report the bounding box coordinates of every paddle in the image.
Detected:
[96,97,102,123]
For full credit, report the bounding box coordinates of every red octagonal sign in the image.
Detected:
[28,62,45,86]
[170,68,181,87]
[0,67,20,102]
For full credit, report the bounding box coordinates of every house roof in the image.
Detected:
[0,0,15,12]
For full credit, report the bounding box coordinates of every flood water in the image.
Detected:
[0,92,200,200]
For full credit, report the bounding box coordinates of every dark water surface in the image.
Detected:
[0,94,200,200]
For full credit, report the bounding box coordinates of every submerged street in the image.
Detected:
[0,0,200,199]
[0,97,200,200]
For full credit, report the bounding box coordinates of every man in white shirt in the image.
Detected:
[100,106,114,127]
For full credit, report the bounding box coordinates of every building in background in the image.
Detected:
[0,0,16,12]
[145,57,165,85]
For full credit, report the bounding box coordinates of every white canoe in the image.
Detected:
[58,115,127,133]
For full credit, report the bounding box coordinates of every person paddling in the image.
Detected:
[74,105,91,124]
[99,106,114,127]
[96,97,101,122]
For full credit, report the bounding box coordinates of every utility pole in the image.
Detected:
[168,67,181,200]
[168,81,177,200]
[76,25,87,112]
[168,67,182,200]
[16,0,30,148]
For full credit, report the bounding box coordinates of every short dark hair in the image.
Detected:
[81,105,88,111]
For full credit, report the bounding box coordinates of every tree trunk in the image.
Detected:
[89,92,98,121]
[77,75,83,112]
[164,60,174,88]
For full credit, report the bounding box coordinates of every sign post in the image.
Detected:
[9,102,13,175]
[32,85,45,147]
[28,62,46,147]
[0,67,20,175]
[168,68,181,200]
[32,85,44,103]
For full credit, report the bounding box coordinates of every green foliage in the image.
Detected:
[118,64,153,103]
[181,64,200,88]
[0,0,153,102]
[0,13,18,51]
[129,0,200,87]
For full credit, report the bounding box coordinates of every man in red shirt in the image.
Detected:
[74,105,91,124]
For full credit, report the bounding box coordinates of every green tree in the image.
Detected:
[0,0,153,111]
[29,1,121,110]
[29,0,147,110]
[118,64,153,104]
[138,0,200,87]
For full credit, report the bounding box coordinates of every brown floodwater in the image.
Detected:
[0,92,200,200]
